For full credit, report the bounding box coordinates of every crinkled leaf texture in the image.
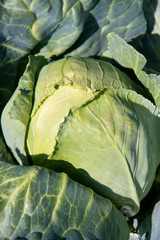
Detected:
[0,0,85,61]
[0,0,146,61]
[68,0,146,57]
[0,161,129,240]
[0,0,146,90]
[0,0,85,93]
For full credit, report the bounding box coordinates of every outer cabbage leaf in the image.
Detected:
[103,32,160,110]
[0,0,85,92]
[0,0,146,61]
[68,0,146,57]
[1,56,47,165]
[0,0,146,90]
[0,0,85,61]
[0,161,130,240]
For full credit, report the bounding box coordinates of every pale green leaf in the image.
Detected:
[48,88,160,216]
[26,57,143,162]
[103,32,160,109]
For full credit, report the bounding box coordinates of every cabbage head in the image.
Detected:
[2,56,160,217]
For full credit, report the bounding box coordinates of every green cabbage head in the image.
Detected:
[2,56,160,216]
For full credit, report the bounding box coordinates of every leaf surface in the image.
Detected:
[0,0,85,92]
[49,88,160,215]
[103,33,160,110]
[0,161,130,240]
[1,56,47,165]
[26,57,143,160]
[68,0,146,56]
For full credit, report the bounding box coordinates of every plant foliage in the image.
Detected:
[0,0,160,239]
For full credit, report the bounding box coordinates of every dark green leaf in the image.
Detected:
[0,162,130,240]
[68,0,146,56]
[0,133,16,164]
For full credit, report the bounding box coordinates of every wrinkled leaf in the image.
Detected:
[0,0,84,62]
[68,0,146,56]
[0,0,85,91]
[0,161,130,240]
[0,0,147,89]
